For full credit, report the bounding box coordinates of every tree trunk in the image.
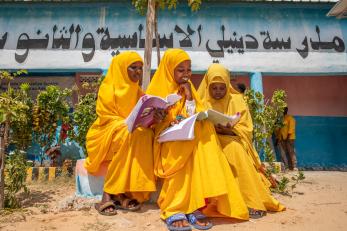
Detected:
[154,5,160,66]
[0,121,9,209]
[142,0,156,91]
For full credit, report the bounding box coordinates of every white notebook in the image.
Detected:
[158,110,241,143]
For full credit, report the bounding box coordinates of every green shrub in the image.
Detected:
[4,151,29,209]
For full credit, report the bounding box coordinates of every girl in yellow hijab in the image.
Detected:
[85,51,157,215]
[146,49,249,231]
[198,63,285,218]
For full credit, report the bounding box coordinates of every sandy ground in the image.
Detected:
[0,171,347,231]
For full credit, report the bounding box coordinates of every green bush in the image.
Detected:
[32,85,72,165]
[244,89,287,172]
[4,150,29,209]
[8,83,34,151]
[69,92,97,155]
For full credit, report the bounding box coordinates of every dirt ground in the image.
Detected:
[1,171,347,231]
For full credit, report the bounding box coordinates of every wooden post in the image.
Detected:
[0,122,8,209]
[154,5,160,66]
[142,0,155,91]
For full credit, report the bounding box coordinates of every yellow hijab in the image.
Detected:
[96,51,143,125]
[197,63,240,114]
[198,64,262,168]
[146,48,204,114]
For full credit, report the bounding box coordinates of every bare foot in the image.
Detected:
[112,193,141,211]
[171,219,190,228]
[95,192,117,215]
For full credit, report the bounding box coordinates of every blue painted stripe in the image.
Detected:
[278,116,347,168]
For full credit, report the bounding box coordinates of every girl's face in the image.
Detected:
[174,60,192,84]
[127,61,143,82]
[209,82,227,100]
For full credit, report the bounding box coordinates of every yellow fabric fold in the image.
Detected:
[146,49,249,220]
[84,51,155,201]
[198,63,285,212]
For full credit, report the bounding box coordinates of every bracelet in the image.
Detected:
[176,114,185,121]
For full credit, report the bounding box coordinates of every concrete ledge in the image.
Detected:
[74,159,160,202]
[75,159,107,198]
[26,166,74,182]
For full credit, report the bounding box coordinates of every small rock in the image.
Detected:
[57,195,76,211]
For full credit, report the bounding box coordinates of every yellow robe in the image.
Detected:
[84,52,156,202]
[198,63,285,212]
[146,49,249,220]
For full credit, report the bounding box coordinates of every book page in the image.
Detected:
[196,111,208,121]
[125,95,148,132]
[166,94,182,106]
[158,113,198,143]
[206,109,241,126]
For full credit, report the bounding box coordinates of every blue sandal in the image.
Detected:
[249,208,266,219]
[166,213,192,231]
[186,210,213,230]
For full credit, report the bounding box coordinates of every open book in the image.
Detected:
[158,109,241,143]
[125,94,182,132]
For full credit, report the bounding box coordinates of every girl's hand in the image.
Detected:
[140,107,154,118]
[214,124,223,134]
[178,82,192,100]
[170,120,180,126]
[153,108,167,124]
[215,123,236,136]
[259,164,278,188]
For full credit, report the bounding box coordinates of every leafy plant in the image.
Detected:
[4,150,29,209]
[69,92,97,155]
[244,89,287,173]
[0,70,29,127]
[32,85,72,166]
[132,0,202,15]
[290,171,305,191]
[68,81,99,155]
[272,171,306,196]
[244,89,306,195]
[7,83,33,151]
[0,70,29,209]
[275,176,289,194]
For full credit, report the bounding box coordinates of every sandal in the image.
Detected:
[94,201,117,216]
[166,213,192,231]
[186,210,213,230]
[113,194,142,211]
[249,208,266,219]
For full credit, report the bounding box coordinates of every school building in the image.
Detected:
[0,0,346,169]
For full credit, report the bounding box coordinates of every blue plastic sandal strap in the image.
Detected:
[166,213,188,226]
[186,213,198,224]
[193,210,206,220]
[187,211,213,230]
